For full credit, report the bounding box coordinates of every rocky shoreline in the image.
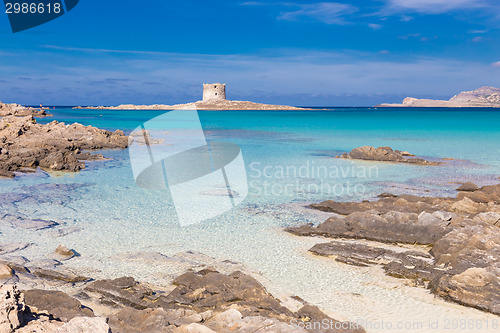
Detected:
[0,102,49,118]
[287,181,500,315]
[0,252,365,333]
[0,116,128,178]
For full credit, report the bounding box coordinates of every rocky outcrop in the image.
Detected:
[156,269,294,318]
[337,146,440,165]
[376,86,500,108]
[0,115,128,178]
[75,99,310,111]
[287,182,500,315]
[289,210,454,244]
[0,102,48,118]
[0,264,365,333]
[449,86,500,105]
[84,271,364,332]
[0,285,24,333]
[308,183,500,217]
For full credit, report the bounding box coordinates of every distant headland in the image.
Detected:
[75,83,310,111]
[376,86,500,108]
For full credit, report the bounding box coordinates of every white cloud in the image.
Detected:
[278,2,357,25]
[398,33,421,39]
[492,61,500,68]
[3,47,500,105]
[469,29,489,33]
[368,23,383,30]
[385,0,485,14]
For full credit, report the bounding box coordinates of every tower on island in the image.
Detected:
[203,83,226,102]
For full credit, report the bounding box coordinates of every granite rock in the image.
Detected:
[0,116,128,177]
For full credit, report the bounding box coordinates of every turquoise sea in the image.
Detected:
[2,108,500,332]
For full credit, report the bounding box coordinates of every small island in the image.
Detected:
[376,86,500,108]
[76,83,311,111]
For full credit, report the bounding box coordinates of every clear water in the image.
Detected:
[2,108,500,332]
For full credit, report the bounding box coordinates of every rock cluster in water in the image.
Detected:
[337,146,440,165]
[287,182,500,315]
[0,116,128,178]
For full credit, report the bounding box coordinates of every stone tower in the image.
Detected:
[203,83,226,101]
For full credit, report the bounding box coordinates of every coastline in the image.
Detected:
[1,107,500,332]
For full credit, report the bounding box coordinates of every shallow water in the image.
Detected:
[2,108,500,332]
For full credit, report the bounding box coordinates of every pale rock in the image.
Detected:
[176,323,216,333]
[56,316,110,333]
[473,212,500,226]
[450,197,481,214]
[0,285,24,333]
[53,245,75,260]
[210,309,242,327]
[0,266,13,280]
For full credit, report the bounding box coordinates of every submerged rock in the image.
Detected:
[33,268,89,284]
[1,214,59,230]
[53,245,76,261]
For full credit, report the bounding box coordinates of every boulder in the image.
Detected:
[108,307,178,333]
[430,267,500,314]
[23,290,94,322]
[85,276,154,310]
[53,245,76,261]
[457,182,479,192]
[157,269,293,319]
[56,316,110,333]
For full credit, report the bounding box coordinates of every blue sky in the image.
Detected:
[1,0,500,106]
